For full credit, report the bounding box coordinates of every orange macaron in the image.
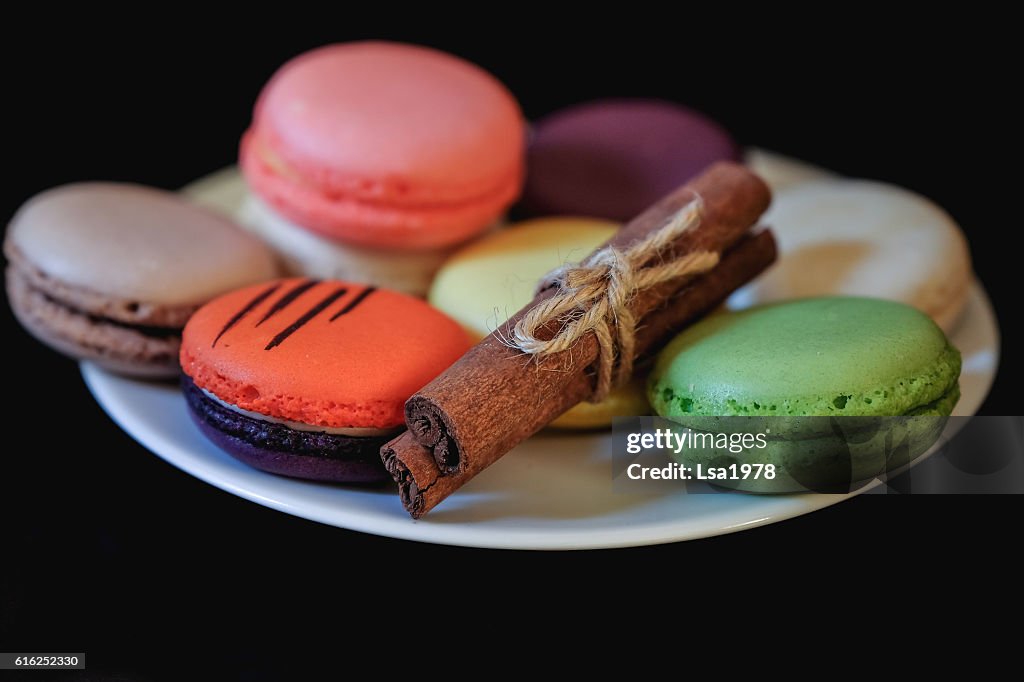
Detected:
[180,278,470,481]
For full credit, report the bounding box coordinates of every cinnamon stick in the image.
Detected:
[387,229,777,518]
[406,162,771,475]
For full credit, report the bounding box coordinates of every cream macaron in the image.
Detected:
[743,148,834,192]
[739,179,972,332]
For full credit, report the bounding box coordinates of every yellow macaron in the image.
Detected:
[429,217,650,429]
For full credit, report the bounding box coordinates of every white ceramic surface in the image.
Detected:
[77,162,1000,550]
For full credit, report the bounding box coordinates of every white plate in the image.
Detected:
[80,161,1001,550]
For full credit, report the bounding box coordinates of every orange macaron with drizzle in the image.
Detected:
[180,277,470,482]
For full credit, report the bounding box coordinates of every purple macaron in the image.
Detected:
[521,99,740,221]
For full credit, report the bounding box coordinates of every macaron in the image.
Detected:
[743,148,834,191]
[239,42,526,294]
[5,183,279,377]
[648,297,961,492]
[429,218,650,429]
[180,278,471,482]
[238,194,463,297]
[737,179,972,332]
[521,99,739,221]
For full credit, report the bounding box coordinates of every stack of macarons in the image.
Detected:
[238,41,526,297]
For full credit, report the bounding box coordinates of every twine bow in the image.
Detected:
[509,197,718,402]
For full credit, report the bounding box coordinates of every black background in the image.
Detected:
[1,19,1019,678]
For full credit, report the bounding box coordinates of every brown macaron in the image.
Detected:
[5,182,279,376]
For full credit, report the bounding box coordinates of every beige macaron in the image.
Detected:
[238,194,462,297]
[6,182,279,376]
[739,179,972,332]
[744,147,834,191]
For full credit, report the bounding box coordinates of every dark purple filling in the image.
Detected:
[182,375,393,483]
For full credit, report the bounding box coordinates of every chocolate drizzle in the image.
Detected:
[330,287,376,322]
[212,282,281,348]
[210,282,380,352]
[256,279,319,326]
[264,286,349,350]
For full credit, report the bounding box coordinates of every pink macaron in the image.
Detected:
[240,42,526,251]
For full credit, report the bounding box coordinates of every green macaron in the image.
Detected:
[647,297,961,492]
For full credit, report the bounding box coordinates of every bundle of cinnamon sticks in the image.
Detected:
[382,162,776,518]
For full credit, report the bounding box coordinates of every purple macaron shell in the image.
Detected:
[190,414,389,483]
[183,376,391,484]
[522,99,740,221]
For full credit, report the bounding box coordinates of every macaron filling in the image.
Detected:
[34,288,182,339]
